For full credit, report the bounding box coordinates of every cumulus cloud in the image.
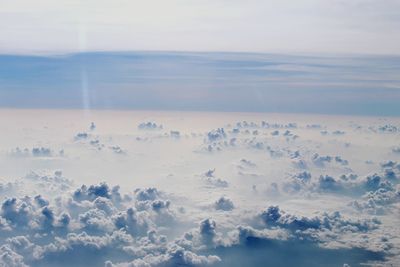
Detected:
[0,182,197,266]
[259,205,382,246]
[10,147,64,158]
[74,132,89,141]
[169,131,180,139]
[138,122,163,130]
[214,197,234,211]
[0,113,399,266]
[109,145,126,154]
[90,122,96,131]
[205,128,227,143]
[0,245,28,267]
[201,170,229,188]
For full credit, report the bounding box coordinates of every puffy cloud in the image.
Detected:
[31,147,52,157]
[350,184,400,215]
[1,198,33,229]
[199,219,217,245]
[312,154,332,167]
[135,188,159,202]
[90,122,96,131]
[271,130,279,136]
[260,122,297,129]
[1,115,400,266]
[222,225,385,267]
[138,122,163,130]
[332,130,345,135]
[311,154,349,167]
[294,171,311,182]
[0,174,394,267]
[306,124,323,129]
[292,159,308,169]
[214,197,234,211]
[0,181,190,266]
[74,132,89,140]
[0,181,20,198]
[107,244,220,267]
[363,174,393,192]
[318,175,342,191]
[0,245,28,267]
[235,121,259,129]
[10,147,64,158]
[201,170,228,188]
[335,156,349,166]
[377,125,398,133]
[89,139,104,150]
[380,161,399,169]
[34,230,134,266]
[73,183,113,201]
[110,145,126,154]
[238,159,256,168]
[78,207,115,233]
[34,195,49,208]
[283,172,312,193]
[113,208,150,236]
[205,128,227,143]
[24,171,73,194]
[260,206,380,235]
[169,131,180,139]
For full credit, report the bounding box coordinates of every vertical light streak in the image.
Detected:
[78,19,91,117]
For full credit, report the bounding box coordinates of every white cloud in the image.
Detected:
[1,0,400,54]
[0,110,399,266]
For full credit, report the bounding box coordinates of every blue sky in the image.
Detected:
[1,52,400,115]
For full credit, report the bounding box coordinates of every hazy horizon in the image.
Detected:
[1,51,399,116]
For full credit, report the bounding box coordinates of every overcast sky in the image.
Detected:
[1,0,400,55]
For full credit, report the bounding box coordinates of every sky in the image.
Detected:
[1,52,400,115]
[1,1,400,115]
[1,0,400,55]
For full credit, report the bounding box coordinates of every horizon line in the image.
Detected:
[1,49,400,59]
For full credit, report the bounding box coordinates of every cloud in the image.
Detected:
[169,131,181,139]
[10,147,64,158]
[317,175,343,192]
[90,122,96,131]
[218,225,386,267]
[106,244,220,267]
[350,184,400,215]
[74,132,89,141]
[201,170,229,188]
[109,145,126,155]
[292,159,308,169]
[312,154,332,167]
[282,172,311,194]
[206,129,227,143]
[0,245,28,267]
[1,198,33,229]
[135,188,159,202]
[138,122,163,130]
[0,173,395,266]
[259,205,381,240]
[0,182,184,266]
[0,112,400,266]
[214,197,234,211]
